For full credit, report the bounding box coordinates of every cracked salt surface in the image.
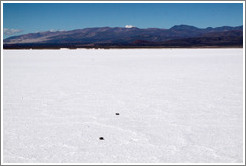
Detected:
[3,48,243,163]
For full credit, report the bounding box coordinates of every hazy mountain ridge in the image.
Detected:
[3,25,243,48]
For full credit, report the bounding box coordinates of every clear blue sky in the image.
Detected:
[3,3,243,38]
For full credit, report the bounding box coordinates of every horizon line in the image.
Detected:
[3,24,243,39]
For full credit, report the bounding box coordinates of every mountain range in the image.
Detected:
[3,25,243,49]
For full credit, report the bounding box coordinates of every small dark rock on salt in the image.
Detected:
[115,113,120,115]
[99,137,104,140]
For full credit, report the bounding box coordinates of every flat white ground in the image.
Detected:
[2,49,244,163]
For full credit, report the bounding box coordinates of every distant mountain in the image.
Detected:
[3,25,243,49]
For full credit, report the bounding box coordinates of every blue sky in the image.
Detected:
[3,3,243,38]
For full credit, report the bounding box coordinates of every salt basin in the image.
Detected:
[2,48,244,163]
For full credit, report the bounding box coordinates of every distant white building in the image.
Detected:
[125,25,135,28]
